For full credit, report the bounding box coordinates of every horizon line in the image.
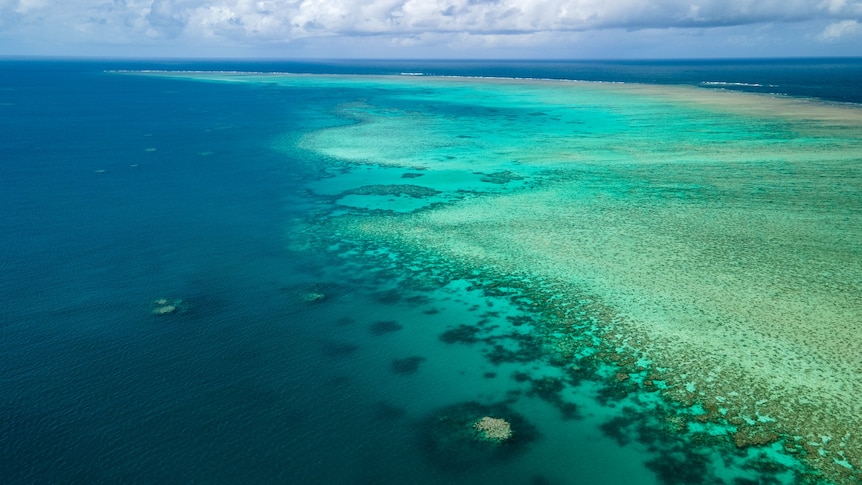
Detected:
[1,54,861,63]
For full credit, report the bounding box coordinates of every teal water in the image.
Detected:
[2,60,861,484]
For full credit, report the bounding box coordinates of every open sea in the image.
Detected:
[1,58,861,484]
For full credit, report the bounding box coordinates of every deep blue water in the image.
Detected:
[89,57,862,103]
[1,59,860,484]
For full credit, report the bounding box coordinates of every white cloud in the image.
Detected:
[1,0,861,56]
[818,19,861,40]
[13,0,50,15]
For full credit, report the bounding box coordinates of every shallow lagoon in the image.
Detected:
[280,72,862,483]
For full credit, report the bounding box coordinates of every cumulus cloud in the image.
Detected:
[818,19,861,40]
[1,0,861,55]
[170,0,862,37]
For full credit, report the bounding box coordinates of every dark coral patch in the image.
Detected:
[372,289,402,304]
[418,401,539,473]
[370,320,404,335]
[439,324,480,344]
[344,184,440,198]
[391,356,426,375]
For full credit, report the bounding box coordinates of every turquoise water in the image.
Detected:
[2,60,861,484]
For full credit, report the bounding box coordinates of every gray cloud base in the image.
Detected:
[1,0,860,57]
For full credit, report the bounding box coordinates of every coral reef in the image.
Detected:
[152,298,184,315]
[472,416,513,442]
[733,425,779,449]
[369,320,403,335]
[439,324,480,344]
[391,356,426,374]
[344,184,440,198]
[279,282,347,305]
[419,401,538,472]
[479,170,525,185]
[301,292,326,303]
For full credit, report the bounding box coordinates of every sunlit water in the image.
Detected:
[2,59,861,484]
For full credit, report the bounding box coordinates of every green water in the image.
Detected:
[303,76,862,482]
[142,71,862,483]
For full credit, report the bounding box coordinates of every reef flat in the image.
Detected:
[301,76,862,482]
[136,70,862,482]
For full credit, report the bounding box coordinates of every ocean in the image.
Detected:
[1,58,861,484]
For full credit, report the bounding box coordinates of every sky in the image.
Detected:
[0,0,860,59]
